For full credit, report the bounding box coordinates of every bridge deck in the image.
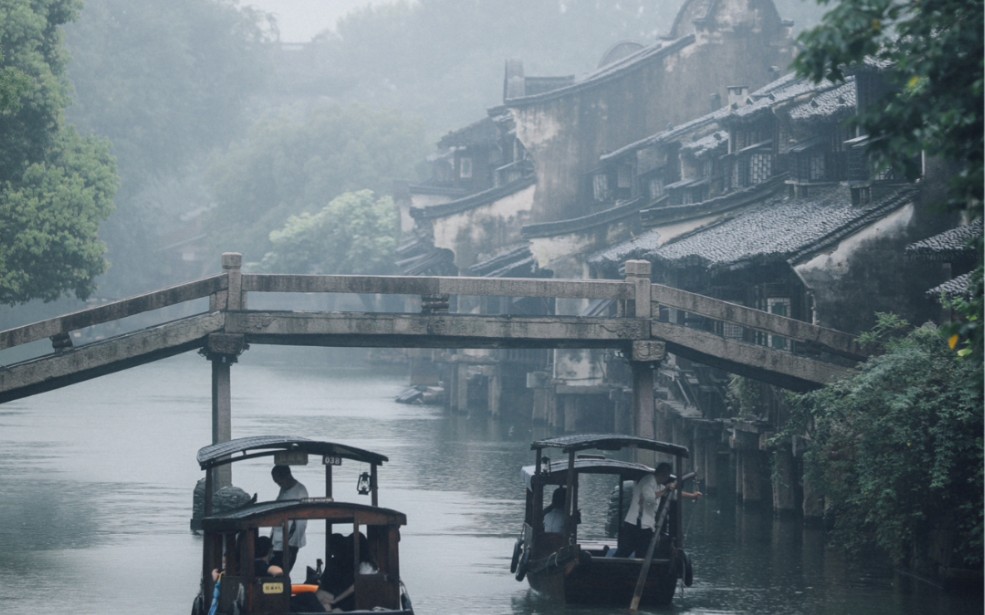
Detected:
[0,258,863,402]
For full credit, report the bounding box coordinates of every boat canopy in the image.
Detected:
[520,458,654,490]
[201,499,407,532]
[530,433,689,458]
[197,435,389,470]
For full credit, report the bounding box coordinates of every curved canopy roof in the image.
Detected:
[197,435,389,470]
[530,433,689,458]
[521,458,655,489]
[201,500,407,531]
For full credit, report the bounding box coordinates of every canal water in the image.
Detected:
[0,348,979,614]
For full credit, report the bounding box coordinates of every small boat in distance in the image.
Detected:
[191,435,414,615]
[510,434,695,609]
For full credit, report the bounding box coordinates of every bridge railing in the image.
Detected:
[0,275,227,352]
[648,283,864,360]
[0,254,863,364]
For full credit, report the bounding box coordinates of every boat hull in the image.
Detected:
[527,552,678,607]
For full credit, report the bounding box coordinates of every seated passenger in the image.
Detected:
[543,487,566,534]
[319,532,377,611]
[255,535,284,577]
[316,534,351,611]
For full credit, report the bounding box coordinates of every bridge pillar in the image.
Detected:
[527,371,552,424]
[611,387,632,434]
[450,363,469,413]
[203,333,247,488]
[771,444,798,516]
[692,419,723,494]
[730,422,768,506]
[625,260,664,462]
[487,368,502,418]
[630,340,665,464]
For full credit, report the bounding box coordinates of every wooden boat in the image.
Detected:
[509,434,695,608]
[191,435,414,614]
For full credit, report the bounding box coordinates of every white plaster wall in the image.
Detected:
[795,204,914,277]
[410,193,456,208]
[430,184,536,269]
[511,107,561,151]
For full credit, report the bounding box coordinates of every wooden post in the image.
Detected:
[207,253,247,488]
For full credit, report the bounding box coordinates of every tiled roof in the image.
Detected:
[438,116,499,149]
[788,80,856,122]
[502,36,696,107]
[927,272,974,299]
[467,245,539,278]
[395,239,455,276]
[906,222,983,257]
[593,184,915,270]
[601,104,729,161]
[601,73,843,161]
[410,176,535,220]
[681,130,728,157]
[522,197,644,239]
[727,75,835,123]
[590,226,663,265]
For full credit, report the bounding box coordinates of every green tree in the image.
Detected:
[0,0,118,305]
[794,0,983,358]
[61,0,275,296]
[206,103,427,262]
[259,190,399,275]
[789,318,983,571]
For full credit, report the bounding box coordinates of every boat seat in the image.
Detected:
[354,573,399,610]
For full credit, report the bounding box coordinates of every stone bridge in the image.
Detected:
[0,253,863,444]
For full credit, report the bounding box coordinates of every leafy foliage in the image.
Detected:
[789,318,983,568]
[0,0,118,305]
[794,0,983,209]
[206,104,426,262]
[60,0,275,296]
[64,0,275,184]
[794,0,984,360]
[259,190,399,275]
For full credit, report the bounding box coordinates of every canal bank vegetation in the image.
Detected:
[786,315,983,586]
[787,0,983,586]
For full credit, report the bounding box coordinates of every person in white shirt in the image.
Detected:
[542,487,567,533]
[614,462,701,557]
[270,465,308,572]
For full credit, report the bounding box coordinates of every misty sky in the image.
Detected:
[246,0,398,41]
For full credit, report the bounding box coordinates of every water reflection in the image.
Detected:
[0,349,979,614]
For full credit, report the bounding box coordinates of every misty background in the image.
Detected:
[2,0,828,326]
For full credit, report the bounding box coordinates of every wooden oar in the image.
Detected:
[628,496,672,613]
[629,471,696,613]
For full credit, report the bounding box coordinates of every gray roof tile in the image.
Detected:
[593,184,914,270]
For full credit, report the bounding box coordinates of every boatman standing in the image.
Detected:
[615,462,701,557]
[270,465,308,572]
